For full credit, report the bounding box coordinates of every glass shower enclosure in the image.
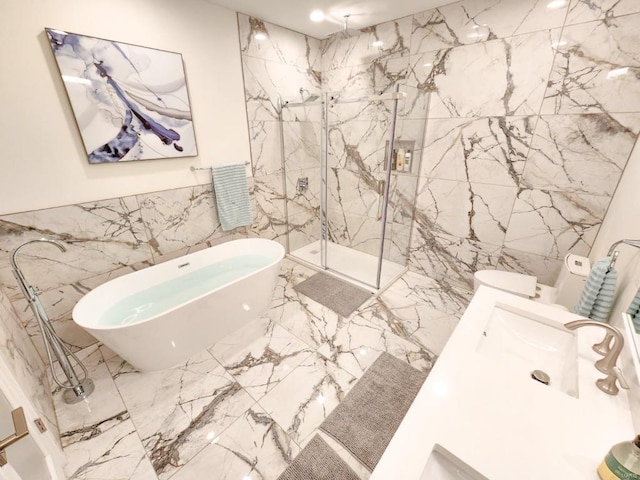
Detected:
[279,85,428,290]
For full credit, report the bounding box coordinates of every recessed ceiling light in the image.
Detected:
[310,9,325,22]
[254,32,267,41]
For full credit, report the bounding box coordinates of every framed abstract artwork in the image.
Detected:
[45,28,198,163]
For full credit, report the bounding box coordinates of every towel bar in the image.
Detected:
[190,162,250,173]
[607,239,640,268]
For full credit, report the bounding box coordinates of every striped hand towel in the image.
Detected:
[627,288,640,333]
[574,256,617,322]
[211,163,253,231]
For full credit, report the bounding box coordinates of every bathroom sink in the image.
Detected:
[476,303,579,398]
[420,444,489,480]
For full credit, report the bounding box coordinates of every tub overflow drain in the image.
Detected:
[531,370,550,385]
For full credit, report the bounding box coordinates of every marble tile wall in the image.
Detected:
[0,183,251,363]
[312,0,640,289]
[0,285,59,444]
[239,14,323,253]
[240,13,425,265]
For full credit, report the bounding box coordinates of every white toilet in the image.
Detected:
[473,254,592,310]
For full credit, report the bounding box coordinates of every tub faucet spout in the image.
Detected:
[565,319,626,395]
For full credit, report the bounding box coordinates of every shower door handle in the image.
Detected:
[376,180,385,221]
[0,407,29,466]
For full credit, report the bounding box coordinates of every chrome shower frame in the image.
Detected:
[280,88,406,290]
[10,239,94,404]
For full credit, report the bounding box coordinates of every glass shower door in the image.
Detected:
[321,88,403,289]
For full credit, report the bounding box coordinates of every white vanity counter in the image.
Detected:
[371,286,635,480]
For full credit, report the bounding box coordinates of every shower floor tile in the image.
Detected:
[52,257,472,480]
[290,240,406,292]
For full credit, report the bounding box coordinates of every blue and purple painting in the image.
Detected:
[45,29,197,163]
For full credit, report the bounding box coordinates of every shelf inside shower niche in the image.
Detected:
[385,139,416,174]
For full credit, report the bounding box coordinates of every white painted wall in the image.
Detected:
[589,138,640,430]
[590,139,640,327]
[0,0,250,215]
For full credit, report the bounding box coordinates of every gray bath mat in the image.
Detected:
[277,434,360,480]
[294,272,372,317]
[319,352,427,471]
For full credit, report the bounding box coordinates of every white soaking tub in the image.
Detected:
[72,238,284,371]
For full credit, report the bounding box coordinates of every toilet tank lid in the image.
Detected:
[475,270,538,297]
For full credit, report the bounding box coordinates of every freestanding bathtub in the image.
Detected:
[72,238,285,372]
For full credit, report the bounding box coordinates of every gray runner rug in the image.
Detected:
[293,272,372,317]
[319,352,427,471]
[277,434,360,480]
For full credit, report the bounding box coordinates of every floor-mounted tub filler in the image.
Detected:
[72,238,285,372]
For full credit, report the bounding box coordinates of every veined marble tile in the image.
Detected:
[402,80,433,120]
[523,114,640,195]
[243,56,320,122]
[137,184,229,258]
[408,221,501,290]
[326,167,384,219]
[416,29,559,118]
[285,167,321,218]
[383,223,411,264]
[410,0,568,55]
[0,197,152,299]
[62,415,158,480]
[100,345,138,381]
[327,118,391,174]
[566,0,640,25]
[317,313,435,380]
[249,121,283,177]
[281,120,321,172]
[257,352,356,445]
[327,210,384,257]
[169,405,299,480]
[542,15,640,114]
[421,116,535,187]
[111,350,255,479]
[266,260,346,348]
[327,92,404,136]
[208,317,277,366]
[381,270,470,325]
[288,212,320,253]
[0,286,59,443]
[503,189,609,259]
[250,174,288,246]
[53,345,127,435]
[150,240,233,266]
[239,14,322,74]
[498,248,564,286]
[415,177,517,247]
[389,173,419,226]
[321,16,412,71]
[213,323,313,402]
[375,270,472,355]
[323,55,409,97]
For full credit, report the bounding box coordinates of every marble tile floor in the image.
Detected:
[52,258,472,480]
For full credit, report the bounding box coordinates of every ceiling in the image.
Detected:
[206,0,457,39]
